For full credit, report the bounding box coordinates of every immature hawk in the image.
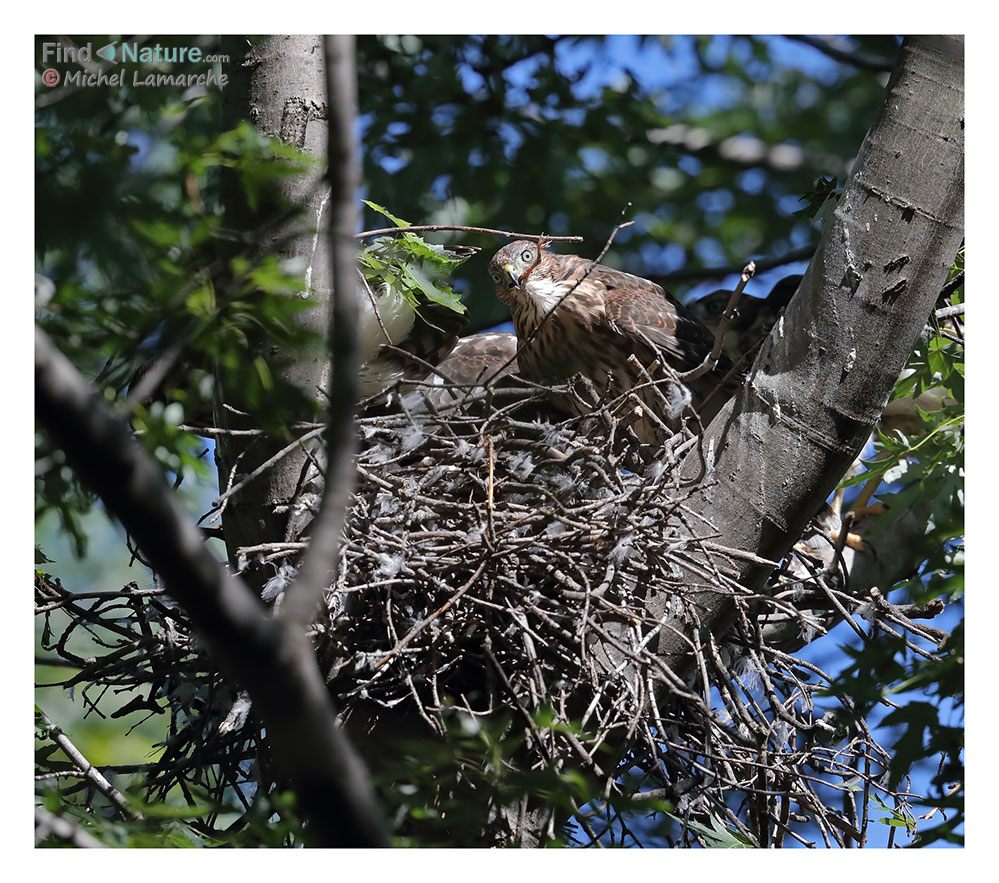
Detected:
[489,240,739,441]
[687,274,801,364]
[407,331,519,410]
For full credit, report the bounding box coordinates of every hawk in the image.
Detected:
[687,274,800,365]
[489,240,739,442]
[405,331,519,411]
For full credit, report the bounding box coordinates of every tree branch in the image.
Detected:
[35,326,388,846]
[645,123,847,178]
[652,35,965,674]
[356,224,583,242]
[37,708,141,821]
[35,807,106,848]
[655,244,816,285]
[784,35,898,73]
[681,260,755,382]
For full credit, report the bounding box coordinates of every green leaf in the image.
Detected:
[35,546,54,565]
[662,811,757,848]
[362,199,410,228]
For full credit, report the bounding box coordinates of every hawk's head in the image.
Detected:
[488,240,552,303]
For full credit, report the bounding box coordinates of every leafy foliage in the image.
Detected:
[359,200,469,320]
[820,254,965,846]
[34,35,962,848]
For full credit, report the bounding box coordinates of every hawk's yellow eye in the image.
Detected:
[521,248,534,263]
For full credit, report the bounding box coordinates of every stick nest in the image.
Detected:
[37,376,949,847]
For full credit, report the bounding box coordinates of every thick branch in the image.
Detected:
[653,36,965,671]
[35,327,388,847]
[784,35,898,73]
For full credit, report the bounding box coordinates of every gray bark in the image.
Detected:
[281,36,361,627]
[650,36,964,672]
[35,328,388,847]
[218,36,333,593]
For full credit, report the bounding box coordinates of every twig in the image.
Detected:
[37,708,141,820]
[356,224,583,242]
[357,267,393,344]
[917,781,962,821]
[935,303,964,320]
[211,426,325,509]
[681,260,756,382]
[484,435,497,545]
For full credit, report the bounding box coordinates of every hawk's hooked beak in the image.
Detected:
[502,262,523,289]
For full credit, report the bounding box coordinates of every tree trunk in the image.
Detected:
[218,36,332,593]
[649,35,964,672]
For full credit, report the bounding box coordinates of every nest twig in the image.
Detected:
[36,372,947,847]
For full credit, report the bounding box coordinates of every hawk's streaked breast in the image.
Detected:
[489,240,742,441]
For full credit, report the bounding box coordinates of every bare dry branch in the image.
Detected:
[356,224,583,242]
[34,326,388,847]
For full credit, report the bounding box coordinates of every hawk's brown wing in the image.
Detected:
[552,254,721,373]
[434,332,519,385]
[412,332,519,410]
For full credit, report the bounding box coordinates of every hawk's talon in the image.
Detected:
[829,527,869,552]
[849,501,887,521]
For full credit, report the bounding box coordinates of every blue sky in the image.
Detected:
[397,34,962,847]
[35,33,960,848]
